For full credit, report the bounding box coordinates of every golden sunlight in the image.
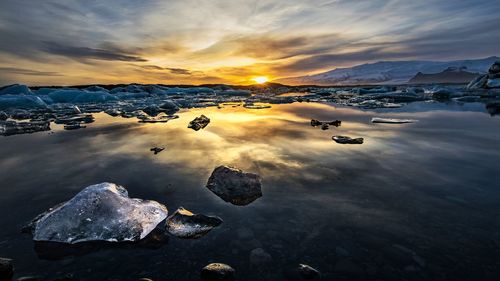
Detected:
[252,76,268,84]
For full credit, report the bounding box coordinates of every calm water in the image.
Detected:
[1,102,499,281]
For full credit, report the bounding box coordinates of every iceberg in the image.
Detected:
[166,207,222,239]
[0,84,33,95]
[0,120,50,136]
[32,182,168,244]
[49,90,118,103]
[0,95,47,109]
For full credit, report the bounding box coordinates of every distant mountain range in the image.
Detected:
[276,56,499,85]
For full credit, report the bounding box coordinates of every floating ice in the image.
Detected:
[332,135,364,144]
[0,120,50,136]
[166,207,222,239]
[206,165,262,206]
[49,90,118,103]
[371,117,418,124]
[188,115,210,131]
[32,182,168,244]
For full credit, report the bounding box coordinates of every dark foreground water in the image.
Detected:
[1,102,499,281]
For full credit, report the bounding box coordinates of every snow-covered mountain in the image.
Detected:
[277,56,499,85]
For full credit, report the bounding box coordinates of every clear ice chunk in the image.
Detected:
[33,182,168,244]
[166,207,222,239]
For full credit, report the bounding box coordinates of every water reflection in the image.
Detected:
[0,102,499,280]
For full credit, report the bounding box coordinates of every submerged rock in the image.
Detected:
[284,264,321,280]
[332,135,364,144]
[32,182,168,244]
[206,165,262,206]
[201,263,235,281]
[0,120,50,136]
[188,114,210,131]
[150,147,165,155]
[0,257,14,281]
[371,117,418,124]
[165,207,222,238]
[249,248,272,265]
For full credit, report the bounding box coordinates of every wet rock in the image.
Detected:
[249,248,272,265]
[311,119,341,127]
[332,135,364,144]
[371,117,418,124]
[165,207,222,238]
[201,263,235,281]
[150,147,165,155]
[284,264,321,280]
[0,120,50,136]
[206,165,262,206]
[0,257,13,281]
[32,182,168,244]
[188,114,210,131]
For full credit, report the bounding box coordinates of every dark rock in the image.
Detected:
[206,165,262,206]
[311,119,341,127]
[284,264,321,280]
[188,114,210,131]
[332,135,364,144]
[165,207,222,238]
[249,248,272,265]
[310,119,322,126]
[150,147,165,155]
[486,102,500,116]
[201,263,235,281]
[0,257,13,281]
[320,123,329,130]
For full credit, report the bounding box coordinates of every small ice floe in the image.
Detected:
[63,122,86,130]
[0,120,50,136]
[201,263,235,281]
[165,207,222,239]
[332,135,364,144]
[138,115,179,123]
[188,114,210,131]
[150,147,165,155]
[31,182,168,244]
[371,117,418,124]
[206,165,262,206]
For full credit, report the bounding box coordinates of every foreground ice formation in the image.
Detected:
[0,120,50,136]
[188,114,210,131]
[32,182,168,244]
[371,117,418,124]
[206,165,262,206]
[332,135,364,144]
[201,263,235,281]
[165,207,223,238]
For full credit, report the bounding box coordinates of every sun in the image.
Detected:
[252,76,268,84]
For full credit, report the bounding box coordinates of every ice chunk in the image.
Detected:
[166,207,222,239]
[188,115,210,131]
[84,85,109,92]
[332,135,364,144]
[0,95,47,109]
[32,182,168,244]
[371,117,418,124]
[49,90,118,103]
[0,120,50,136]
[206,165,262,206]
[486,78,500,88]
[201,263,235,281]
[0,84,33,95]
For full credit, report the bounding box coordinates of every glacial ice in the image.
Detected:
[32,182,168,244]
[0,95,47,109]
[0,120,50,136]
[371,118,418,124]
[0,84,33,95]
[49,90,118,103]
[165,207,222,238]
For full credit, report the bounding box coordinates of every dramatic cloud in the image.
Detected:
[0,0,499,85]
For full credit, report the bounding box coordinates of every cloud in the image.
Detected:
[0,67,62,76]
[42,42,147,62]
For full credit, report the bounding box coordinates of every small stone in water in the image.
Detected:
[201,263,235,281]
[332,135,364,144]
[0,257,14,281]
[206,165,262,206]
[150,147,165,155]
[188,114,210,131]
[165,207,222,239]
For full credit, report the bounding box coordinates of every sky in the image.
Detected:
[0,0,499,86]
